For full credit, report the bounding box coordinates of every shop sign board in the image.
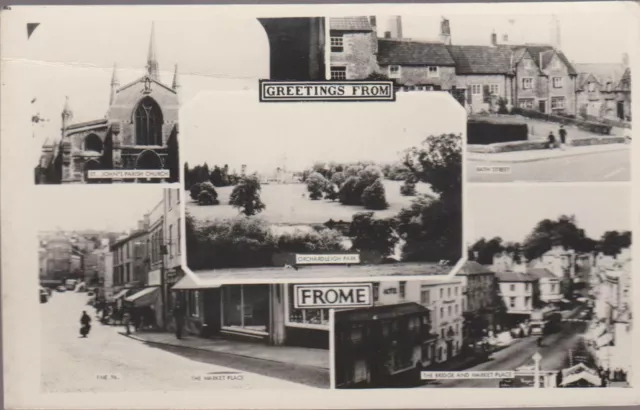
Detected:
[294,283,373,309]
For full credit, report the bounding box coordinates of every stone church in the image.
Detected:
[35,24,180,184]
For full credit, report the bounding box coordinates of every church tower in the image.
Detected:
[109,63,119,106]
[146,22,159,81]
[61,96,73,133]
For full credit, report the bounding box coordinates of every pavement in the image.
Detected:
[468,148,630,182]
[41,291,319,392]
[421,308,589,388]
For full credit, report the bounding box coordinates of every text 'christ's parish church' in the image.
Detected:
[35,23,181,184]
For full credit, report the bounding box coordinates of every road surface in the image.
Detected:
[468,150,630,182]
[422,320,588,388]
[41,291,312,392]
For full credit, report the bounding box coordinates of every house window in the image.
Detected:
[440,329,445,339]
[471,84,482,95]
[223,285,270,331]
[388,65,401,79]
[525,296,531,308]
[519,99,535,109]
[521,78,534,90]
[489,84,500,95]
[509,297,516,308]
[588,82,596,92]
[330,66,347,80]
[189,290,200,317]
[168,224,173,256]
[168,190,172,209]
[177,218,181,255]
[440,307,444,317]
[454,287,458,296]
[330,35,344,53]
[421,289,431,305]
[440,288,444,298]
[525,283,531,292]
[454,304,458,314]
[427,66,439,78]
[448,305,452,317]
[448,287,451,297]
[399,281,406,299]
[509,284,516,292]
[553,77,563,88]
[606,82,612,92]
[551,97,565,110]
[134,97,163,146]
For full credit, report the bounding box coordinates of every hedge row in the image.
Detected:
[511,108,613,135]
[569,136,627,147]
[584,114,632,129]
[467,120,528,145]
[468,136,627,154]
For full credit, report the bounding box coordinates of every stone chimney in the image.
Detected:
[439,17,451,45]
[388,16,403,39]
[369,16,378,54]
[490,30,497,46]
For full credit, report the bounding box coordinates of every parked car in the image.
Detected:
[87,290,95,297]
[56,285,66,292]
[39,287,49,303]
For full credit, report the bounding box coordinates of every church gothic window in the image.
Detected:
[84,134,103,153]
[134,97,163,146]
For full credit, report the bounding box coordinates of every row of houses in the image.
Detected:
[90,189,184,330]
[329,16,631,121]
[39,231,102,286]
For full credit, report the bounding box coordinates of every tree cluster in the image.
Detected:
[184,162,242,191]
[469,215,632,265]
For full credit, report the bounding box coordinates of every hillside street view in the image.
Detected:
[328,14,631,182]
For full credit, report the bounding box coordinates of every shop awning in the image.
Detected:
[125,287,160,307]
[561,371,602,387]
[171,273,221,290]
[596,332,614,348]
[113,289,129,300]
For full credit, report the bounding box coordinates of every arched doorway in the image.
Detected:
[84,134,103,153]
[84,159,103,184]
[134,97,164,146]
[135,150,164,183]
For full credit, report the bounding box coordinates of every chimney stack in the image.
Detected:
[369,16,378,54]
[439,17,451,45]
[388,16,403,39]
[490,30,497,46]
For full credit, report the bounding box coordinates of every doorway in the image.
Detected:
[617,101,625,120]
[538,100,547,113]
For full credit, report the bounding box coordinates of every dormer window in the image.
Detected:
[388,65,401,79]
[551,59,561,70]
[588,82,596,92]
[606,81,613,92]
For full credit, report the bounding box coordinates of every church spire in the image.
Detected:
[172,64,180,91]
[146,22,159,81]
[61,96,73,131]
[109,63,120,106]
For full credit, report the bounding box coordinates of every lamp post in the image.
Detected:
[533,352,542,388]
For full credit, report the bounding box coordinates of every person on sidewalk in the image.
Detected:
[123,307,132,336]
[559,125,567,149]
[173,301,186,340]
[80,311,92,338]
[547,132,557,149]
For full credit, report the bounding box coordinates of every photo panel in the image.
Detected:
[182,91,466,283]
[327,13,633,183]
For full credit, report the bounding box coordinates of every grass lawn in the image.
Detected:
[186,180,435,225]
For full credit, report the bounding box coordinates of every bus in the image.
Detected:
[530,310,562,336]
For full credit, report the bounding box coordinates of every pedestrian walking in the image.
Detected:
[123,307,131,335]
[547,132,557,149]
[173,300,186,340]
[80,310,92,338]
[559,125,567,149]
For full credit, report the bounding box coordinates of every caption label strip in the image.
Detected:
[88,170,170,179]
[421,371,516,380]
[260,80,396,102]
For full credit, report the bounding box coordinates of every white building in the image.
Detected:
[495,271,538,316]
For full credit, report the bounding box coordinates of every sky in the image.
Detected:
[35,186,167,233]
[375,12,633,64]
[182,91,465,173]
[467,185,631,244]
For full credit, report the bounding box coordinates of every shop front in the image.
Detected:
[171,274,329,349]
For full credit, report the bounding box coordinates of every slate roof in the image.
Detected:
[329,17,373,32]
[495,271,538,282]
[521,45,577,75]
[378,39,456,66]
[67,118,108,131]
[458,261,494,275]
[574,63,627,90]
[527,268,556,279]
[446,45,513,74]
[335,302,429,323]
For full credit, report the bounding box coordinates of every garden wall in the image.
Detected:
[511,108,613,135]
[467,119,528,145]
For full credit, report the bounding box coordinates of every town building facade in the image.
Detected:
[575,56,631,121]
[456,261,498,346]
[495,271,540,318]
